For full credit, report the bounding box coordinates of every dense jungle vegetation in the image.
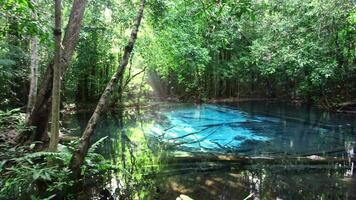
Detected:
[0,0,355,199]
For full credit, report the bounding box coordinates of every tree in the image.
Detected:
[48,0,62,152]
[68,0,119,104]
[69,0,146,177]
[23,0,88,143]
[0,0,33,109]
[26,0,38,118]
[143,0,355,104]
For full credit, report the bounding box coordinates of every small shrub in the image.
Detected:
[0,108,28,132]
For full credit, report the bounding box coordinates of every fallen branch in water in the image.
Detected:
[166,126,212,141]
[169,127,220,146]
[164,152,356,166]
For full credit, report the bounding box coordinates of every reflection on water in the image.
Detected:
[158,164,356,200]
[63,101,356,199]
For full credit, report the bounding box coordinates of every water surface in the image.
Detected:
[147,103,356,156]
[63,101,356,199]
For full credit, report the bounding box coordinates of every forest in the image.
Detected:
[0,0,355,199]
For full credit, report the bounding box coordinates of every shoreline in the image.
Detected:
[62,96,356,115]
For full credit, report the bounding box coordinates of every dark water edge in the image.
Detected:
[156,164,356,200]
[63,101,356,200]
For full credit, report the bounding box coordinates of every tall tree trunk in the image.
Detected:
[26,37,38,118]
[26,0,39,119]
[48,0,62,152]
[23,0,87,143]
[69,0,146,178]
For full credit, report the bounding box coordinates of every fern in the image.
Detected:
[0,108,26,130]
[88,136,108,153]
[14,151,69,163]
[0,58,16,66]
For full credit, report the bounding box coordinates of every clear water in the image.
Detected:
[143,102,356,157]
[63,101,356,199]
[149,104,270,151]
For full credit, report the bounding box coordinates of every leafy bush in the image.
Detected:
[0,108,27,131]
[0,163,73,199]
[0,150,74,199]
[0,137,115,199]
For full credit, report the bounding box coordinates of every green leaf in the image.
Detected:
[29,143,36,149]
[32,172,40,180]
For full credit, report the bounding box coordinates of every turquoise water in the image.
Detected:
[149,105,269,151]
[63,101,356,199]
[146,103,356,156]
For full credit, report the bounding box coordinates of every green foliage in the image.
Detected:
[0,108,27,131]
[0,161,74,199]
[64,0,137,103]
[1,0,33,11]
[141,0,356,103]
[0,136,115,199]
[0,0,54,109]
[1,0,355,199]
[88,136,108,154]
[0,41,30,108]
[81,136,114,176]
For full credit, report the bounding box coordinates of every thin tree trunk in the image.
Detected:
[69,0,146,178]
[27,37,38,117]
[48,0,62,152]
[26,0,38,120]
[23,0,87,144]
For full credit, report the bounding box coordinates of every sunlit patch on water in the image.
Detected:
[146,104,356,156]
[63,101,356,199]
[148,104,271,151]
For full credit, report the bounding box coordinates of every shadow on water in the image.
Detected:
[63,101,356,199]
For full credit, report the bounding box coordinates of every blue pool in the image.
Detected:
[146,103,356,156]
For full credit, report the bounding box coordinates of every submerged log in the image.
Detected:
[334,101,356,108]
[164,152,356,166]
[333,101,356,114]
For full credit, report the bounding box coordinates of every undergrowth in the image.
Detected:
[0,109,115,200]
[0,138,114,199]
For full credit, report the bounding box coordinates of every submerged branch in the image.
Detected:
[165,153,356,166]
